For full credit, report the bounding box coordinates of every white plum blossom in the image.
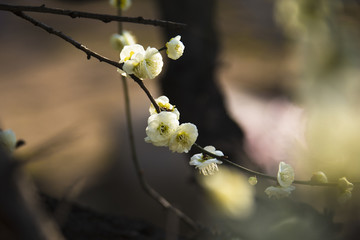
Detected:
[0,129,17,153]
[149,96,180,119]
[166,35,185,60]
[277,161,295,187]
[264,162,295,199]
[190,146,223,175]
[134,47,163,80]
[145,112,179,147]
[265,185,295,199]
[119,44,145,75]
[169,123,198,153]
[120,44,145,63]
[119,44,163,80]
[110,31,136,51]
[109,0,132,11]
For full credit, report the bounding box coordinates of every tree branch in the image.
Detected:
[0,3,186,29]
[193,143,349,186]
[11,11,123,69]
[131,75,161,113]
[8,7,358,189]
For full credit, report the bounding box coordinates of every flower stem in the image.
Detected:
[130,75,161,113]
[158,46,166,52]
[193,143,350,187]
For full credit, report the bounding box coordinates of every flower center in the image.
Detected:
[176,131,189,144]
[158,123,168,135]
[280,172,292,182]
[159,102,174,112]
[124,51,135,62]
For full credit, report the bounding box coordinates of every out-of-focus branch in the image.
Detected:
[0,150,64,240]
[0,3,186,29]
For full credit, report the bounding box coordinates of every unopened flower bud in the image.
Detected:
[310,171,328,184]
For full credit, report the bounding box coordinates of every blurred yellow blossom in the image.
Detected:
[248,176,258,186]
[109,0,132,11]
[199,166,255,218]
[337,177,353,203]
[265,185,295,199]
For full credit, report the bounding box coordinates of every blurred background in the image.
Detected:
[1,0,360,239]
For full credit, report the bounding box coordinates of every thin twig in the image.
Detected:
[11,11,123,69]
[0,3,186,29]
[193,143,277,181]
[192,143,354,186]
[130,75,161,113]
[158,46,167,52]
[12,10,160,115]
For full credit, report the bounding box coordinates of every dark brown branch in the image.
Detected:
[11,10,160,116]
[131,75,161,113]
[11,11,123,69]
[193,143,277,181]
[193,143,343,187]
[0,3,186,29]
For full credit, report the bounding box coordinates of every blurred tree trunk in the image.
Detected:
[157,0,258,168]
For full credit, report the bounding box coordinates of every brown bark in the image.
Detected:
[157,0,258,168]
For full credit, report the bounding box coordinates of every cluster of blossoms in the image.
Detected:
[265,162,295,199]
[119,44,163,80]
[116,36,184,80]
[145,97,223,175]
[145,96,198,153]
[0,129,17,154]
